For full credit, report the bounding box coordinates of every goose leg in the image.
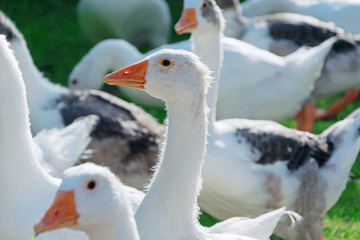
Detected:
[316,89,359,120]
[295,104,316,132]
[318,236,326,240]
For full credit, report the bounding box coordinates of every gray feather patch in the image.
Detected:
[235,128,333,171]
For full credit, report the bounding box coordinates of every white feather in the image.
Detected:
[34,115,99,177]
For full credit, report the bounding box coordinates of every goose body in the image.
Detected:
[201,115,360,240]
[0,34,88,240]
[77,0,171,48]
[0,12,163,190]
[104,49,289,240]
[69,32,332,122]
[174,1,360,239]
[211,37,333,121]
[217,1,360,102]
[241,0,360,34]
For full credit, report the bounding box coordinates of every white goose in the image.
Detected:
[0,11,163,190]
[176,0,335,126]
[240,0,360,34]
[104,49,291,240]
[77,0,171,48]
[69,26,333,124]
[174,1,360,239]
[34,162,289,240]
[68,39,175,107]
[34,163,142,240]
[216,0,360,131]
[0,34,88,240]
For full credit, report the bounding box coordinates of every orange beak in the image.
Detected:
[174,8,198,34]
[103,60,149,89]
[34,190,79,235]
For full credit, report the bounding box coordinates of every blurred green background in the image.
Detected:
[0,0,359,239]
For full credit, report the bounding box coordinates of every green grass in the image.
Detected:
[0,0,359,239]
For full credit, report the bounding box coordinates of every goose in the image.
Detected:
[215,0,360,131]
[77,0,171,48]
[240,0,360,34]
[0,34,89,240]
[104,49,292,240]
[176,0,335,127]
[68,39,179,107]
[173,1,360,239]
[0,11,163,190]
[34,163,294,240]
[34,163,142,240]
[69,27,332,125]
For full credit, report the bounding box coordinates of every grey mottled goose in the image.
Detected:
[0,11,162,190]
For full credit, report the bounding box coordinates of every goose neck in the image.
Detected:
[135,100,207,237]
[0,76,38,182]
[10,39,66,97]
[87,212,140,240]
[98,41,142,70]
[90,41,143,87]
[228,0,247,23]
[0,46,54,197]
[192,32,222,129]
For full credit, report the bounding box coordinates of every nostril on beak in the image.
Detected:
[54,209,60,217]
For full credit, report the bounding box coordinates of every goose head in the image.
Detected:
[34,163,132,236]
[174,0,225,35]
[103,49,212,106]
[68,39,142,90]
[68,53,101,90]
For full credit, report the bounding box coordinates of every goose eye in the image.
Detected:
[71,79,78,85]
[202,1,207,8]
[87,180,96,190]
[161,59,171,67]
